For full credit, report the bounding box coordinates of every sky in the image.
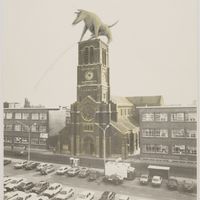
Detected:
[2,0,198,107]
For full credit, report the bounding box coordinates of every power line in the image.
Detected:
[33,42,76,90]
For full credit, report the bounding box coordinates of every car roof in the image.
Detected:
[152,176,161,179]
[117,194,130,199]
[80,190,93,195]
[49,183,61,187]
[62,187,73,191]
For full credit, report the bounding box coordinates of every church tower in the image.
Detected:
[70,39,112,157]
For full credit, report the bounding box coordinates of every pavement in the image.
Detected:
[4,158,197,200]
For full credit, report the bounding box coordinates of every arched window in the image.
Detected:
[102,49,107,65]
[84,47,89,64]
[90,47,94,63]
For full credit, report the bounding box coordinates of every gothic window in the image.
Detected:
[90,47,94,63]
[84,47,89,64]
[102,49,106,65]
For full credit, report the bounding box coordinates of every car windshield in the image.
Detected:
[78,194,87,198]
[60,191,67,194]
[141,175,148,178]
[49,186,55,190]
[10,180,18,184]
[153,177,159,181]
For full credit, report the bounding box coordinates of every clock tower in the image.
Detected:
[70,39,112,157]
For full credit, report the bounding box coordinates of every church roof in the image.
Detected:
[110,118,138,134]
[126,96,163,106]
[111,96,133,106]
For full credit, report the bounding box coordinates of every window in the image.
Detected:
[155,113,168,121]
[120,109,123,116]
[5,124,12,131]
[83,124,94,132]
[31,113,39,120]
[31,138,39,144]
[171,113,184,122]
[39,138,46,145]
[142,129,154,137]
[186,146,196,155]
[186,130,196,138]
[15,113,21,119]
[4,136,12,143]
[84,47,89,64]
[155,129,168,137]
[22,113,29,120]
[90,47,94,63]
[14,137,22,143]
[102,49,107,65]
[185,113,197,122]
[142,129,168,137]
[14,124,21,131]
[143,144,168,154]
[142,113,154,121]
[171,129,185,138]
[172,145,185,154]
[39,125,47,132]
[21,138,28,144]
[39,113,47,120]
[31,124,38,132]
[6,112,12,119]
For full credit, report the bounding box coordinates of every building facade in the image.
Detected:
[4,106,66,149]
[137,106,197,161]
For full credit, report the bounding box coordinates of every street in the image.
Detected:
[4,158,197,200]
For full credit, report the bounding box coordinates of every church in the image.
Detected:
[60,38,163,159]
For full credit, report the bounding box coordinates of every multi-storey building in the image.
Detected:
[4,105,66,149]
[137,105,197,161]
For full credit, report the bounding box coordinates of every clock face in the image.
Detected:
[81,103,96,121]
[85,71,94,81]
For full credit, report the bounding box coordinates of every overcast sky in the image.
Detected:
[2,0,198,107]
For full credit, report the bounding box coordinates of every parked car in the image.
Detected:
[78,167,90,178]
[54,187,75,200]
[182,179,195,192]
[4,176,15,186]
[35,196,49,200]
[24,161,39,170]
[139,174,149,185]
[43,183,62,198]
[99,191,116,200]
[67,167,80,177]
[17,180,35,191]
[36,163,48,171]
[10,192,37,200]
[151,176,162,187]
[31,180,49,194]
[56,166,71,175]
[14,160,28,169]
[5,178,26,191]
[103,175,123,185]
[4,191,22,200]
[116,194,130,200]
[4,159,12,165]
[167,177,178,190]
[87,171,100,182]
[75,191,95,200]
[41,165,55,175]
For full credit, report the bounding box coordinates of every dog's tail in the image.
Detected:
[108,20,119,28]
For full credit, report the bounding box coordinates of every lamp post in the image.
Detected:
[95,123,110,171]
[16,121,35,162]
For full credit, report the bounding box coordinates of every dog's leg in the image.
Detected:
[80,26,87,41]
[94,25,100,39]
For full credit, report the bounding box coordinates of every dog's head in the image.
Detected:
[72,9,87,25]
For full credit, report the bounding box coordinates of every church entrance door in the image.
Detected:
[83,137,95,155]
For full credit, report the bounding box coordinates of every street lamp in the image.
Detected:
[16,121,36,161]
[95,123,110,171]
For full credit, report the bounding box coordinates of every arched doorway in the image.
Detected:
[83,136,95,155]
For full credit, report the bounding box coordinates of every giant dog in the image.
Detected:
[72,9,118,43]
